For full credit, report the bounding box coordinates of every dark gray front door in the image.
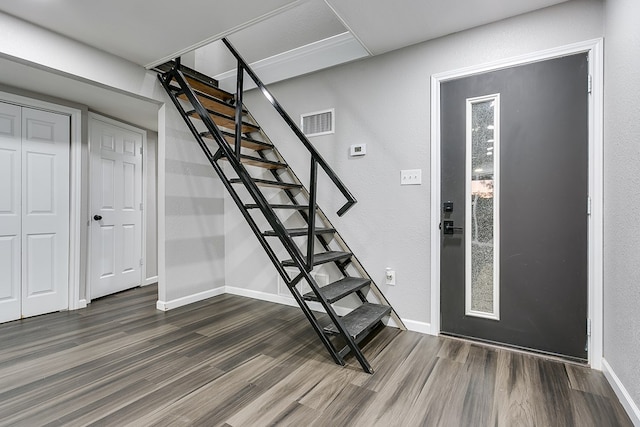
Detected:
[440,54,589,361]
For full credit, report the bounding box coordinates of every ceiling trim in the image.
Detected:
[144,0,307,69]
[322,0,372,56]
[214,32,369,91]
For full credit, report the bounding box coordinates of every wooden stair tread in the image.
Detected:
[282,251,351,267]
[177,92,243,118]
[324,303,391,340]
[220,131,272,150]
[221,154,287,170]
[263,227,335,237]
[187,109,259,133]
[303,277,371,303]
[185,75,233,101]
[245,204,310,210]
[154,61,223,97]
[200,131,272,151]
[230,178,301,190]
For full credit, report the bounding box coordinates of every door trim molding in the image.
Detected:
[430,38,604,368]
[0,90,83,312]
[87,112,147,302]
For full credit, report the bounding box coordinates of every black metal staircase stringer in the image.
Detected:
[158,69,370,370]
[254,144,369,304]
[165,62,375,370]
[157,72,300,284]
[250,129,403,327]
[161,63,378,373]
[251,133,342,259]
[169,69,308,264]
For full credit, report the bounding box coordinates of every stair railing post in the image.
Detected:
[221,37,357,217]
[306,159,318,270]
[234,62,244,161]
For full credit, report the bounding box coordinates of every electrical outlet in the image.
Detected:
[385,268,396,286]
[400,169,422,185]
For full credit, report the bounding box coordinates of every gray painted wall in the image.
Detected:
[163,99,226,302]
[226,0,604,324]
[603,0,640,411]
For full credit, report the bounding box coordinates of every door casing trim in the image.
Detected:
[430,38,604,369]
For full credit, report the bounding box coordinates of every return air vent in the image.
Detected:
[301,109,334,137]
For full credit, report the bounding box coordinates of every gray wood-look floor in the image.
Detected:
[0,285,632,427]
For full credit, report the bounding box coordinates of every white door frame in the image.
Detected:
[0,90,84,312]
[87,112,147,301]
[430,38,604,368]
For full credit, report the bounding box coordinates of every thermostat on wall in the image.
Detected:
[350,143,366,156]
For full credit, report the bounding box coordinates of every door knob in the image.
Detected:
[442,220,463,235]
[93,215,103,221]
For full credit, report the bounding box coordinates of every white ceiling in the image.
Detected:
[0,0,570,129]
[196,0,348,76]
[0,0,302,68]
[1,0,569,69]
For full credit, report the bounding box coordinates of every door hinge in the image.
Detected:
[140,202,144,211]
[140,258,144,266]
[587,74,592,94]
[140,146,143,155]
[587,196,591,215]
[587,318,592,336]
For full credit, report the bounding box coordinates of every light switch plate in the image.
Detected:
[401,169,422,185]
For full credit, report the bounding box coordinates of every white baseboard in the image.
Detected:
[401,318,432,335]
[225,286,299,307]
[77,299,87,309]
[602,358,640,426]
[156,286,225,311]
[154,285,431,336]
[143,276,158,287]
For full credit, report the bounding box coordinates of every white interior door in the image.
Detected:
[0,102,70,322]
[0,103,22,323]
[21,108,70,317]
[90,117,143,299]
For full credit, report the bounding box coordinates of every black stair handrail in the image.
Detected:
[221,38,357,218]
[158,65,378,373]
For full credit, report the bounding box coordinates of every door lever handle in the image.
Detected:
[443,220,463,235]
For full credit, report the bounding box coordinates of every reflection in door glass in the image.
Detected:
[466,95,500,320]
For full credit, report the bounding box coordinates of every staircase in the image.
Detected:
[156,38,405,373]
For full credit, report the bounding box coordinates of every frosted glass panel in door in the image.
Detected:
[466,95,499,320]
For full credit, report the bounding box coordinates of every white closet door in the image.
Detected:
[21,107,70,317]
[0,102,22,323]
[90,118,143,299]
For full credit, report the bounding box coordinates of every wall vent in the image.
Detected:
[301,109,334,137]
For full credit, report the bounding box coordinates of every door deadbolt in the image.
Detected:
[442,220,463,235]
